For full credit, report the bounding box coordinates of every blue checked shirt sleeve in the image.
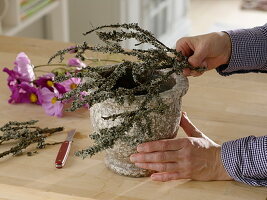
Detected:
[216,24,267,186]
[216,23,267,76]
[221,135,267,186]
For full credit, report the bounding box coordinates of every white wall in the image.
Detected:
[15,17,46,38]
[68,0,121,44]
[5,0,122,43]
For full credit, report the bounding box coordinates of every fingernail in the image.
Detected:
[130,155,137,162]
[150,174,159,180]
[137,145,144,152]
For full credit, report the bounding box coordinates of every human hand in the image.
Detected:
[176,32,231,76]
[130,112,233,182]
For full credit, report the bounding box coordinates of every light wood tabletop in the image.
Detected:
[0,36,266,200]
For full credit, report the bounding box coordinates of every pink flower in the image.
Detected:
[60,78,89,108]
[38,87,63,117]
[8,82,40,104]
[34,73,66,94]
[13,52,35,82]
[3,68,40,104]
[60,78,81,92]
[68,58,86,70]
[3,67,29,90]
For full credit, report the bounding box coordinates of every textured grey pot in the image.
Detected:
[90,72,188,177]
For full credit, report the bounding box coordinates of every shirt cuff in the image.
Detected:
[216,24,267,76]
[221,135,267,186]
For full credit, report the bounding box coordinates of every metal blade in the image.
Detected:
[65,129,76,142]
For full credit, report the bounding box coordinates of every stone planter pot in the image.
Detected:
[89,69,188,177]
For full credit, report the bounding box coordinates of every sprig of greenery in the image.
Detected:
[0,120,63,158]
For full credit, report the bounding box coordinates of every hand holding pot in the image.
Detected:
[130,112,232,182]
[176,32,232,77]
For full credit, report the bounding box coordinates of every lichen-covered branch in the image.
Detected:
[0,120,63,158]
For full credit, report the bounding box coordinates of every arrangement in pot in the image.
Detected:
[48,24,203,177]
[48,23,193,177]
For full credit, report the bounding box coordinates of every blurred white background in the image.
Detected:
[0,0,266,48]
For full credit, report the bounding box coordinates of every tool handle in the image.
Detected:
[55,141,72,169]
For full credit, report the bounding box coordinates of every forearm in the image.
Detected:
[221,135,267,186]
[217,24,267,76]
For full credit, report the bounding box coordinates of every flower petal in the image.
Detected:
[68,58,86,69]
[14,52,35,82]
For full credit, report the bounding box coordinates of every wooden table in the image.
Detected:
[0,36,266,200]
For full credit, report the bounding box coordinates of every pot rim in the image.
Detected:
[95,64,188,96]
